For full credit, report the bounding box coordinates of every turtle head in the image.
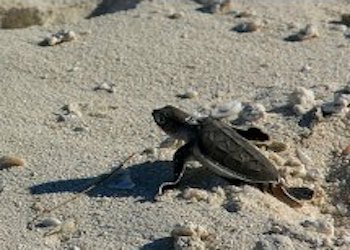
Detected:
[152,105,195,139]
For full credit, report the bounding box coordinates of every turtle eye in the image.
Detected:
[154,113,167,126]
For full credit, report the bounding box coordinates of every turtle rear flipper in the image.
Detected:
[285,186,314,200]
[268,184,303,208]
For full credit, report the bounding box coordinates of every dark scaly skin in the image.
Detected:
[152,105,314,207]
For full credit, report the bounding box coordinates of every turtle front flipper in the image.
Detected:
[268,183,305,208]
[158,142,194,196]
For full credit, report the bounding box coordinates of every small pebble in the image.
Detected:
[239,103,266,122]
[45,218,77,237]
[234,20,263,33]
[0,156,25,170]
[183,188,209,202]
[94,82,115,93]
[171,222,216,250]
[63,103,83,117]
[40,30,76,46]
[168,12,184,19]
[209,0,234,14]
[182,187,226,207]
[177,89,198,99]
[235,10,256,18]
[336,203,348,216]
[294,24,319,41]
[288,87,316,115]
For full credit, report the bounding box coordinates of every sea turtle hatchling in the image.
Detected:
[152,105,314,208]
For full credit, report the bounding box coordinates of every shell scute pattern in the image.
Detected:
[197,118,279,183]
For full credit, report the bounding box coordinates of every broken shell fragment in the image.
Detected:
[0,156,25,170]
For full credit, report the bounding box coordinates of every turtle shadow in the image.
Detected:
[29,160,236,202]
[29,160,174,202]
[140,237,174,250]
[87,0,141,18]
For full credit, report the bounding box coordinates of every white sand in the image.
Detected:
[0,0,350,249]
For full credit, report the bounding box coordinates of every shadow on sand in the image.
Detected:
[30,160,174,202]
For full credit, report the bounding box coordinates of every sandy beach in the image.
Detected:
[0,0,350,249]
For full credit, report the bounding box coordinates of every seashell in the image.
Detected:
[0,156,25,170]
